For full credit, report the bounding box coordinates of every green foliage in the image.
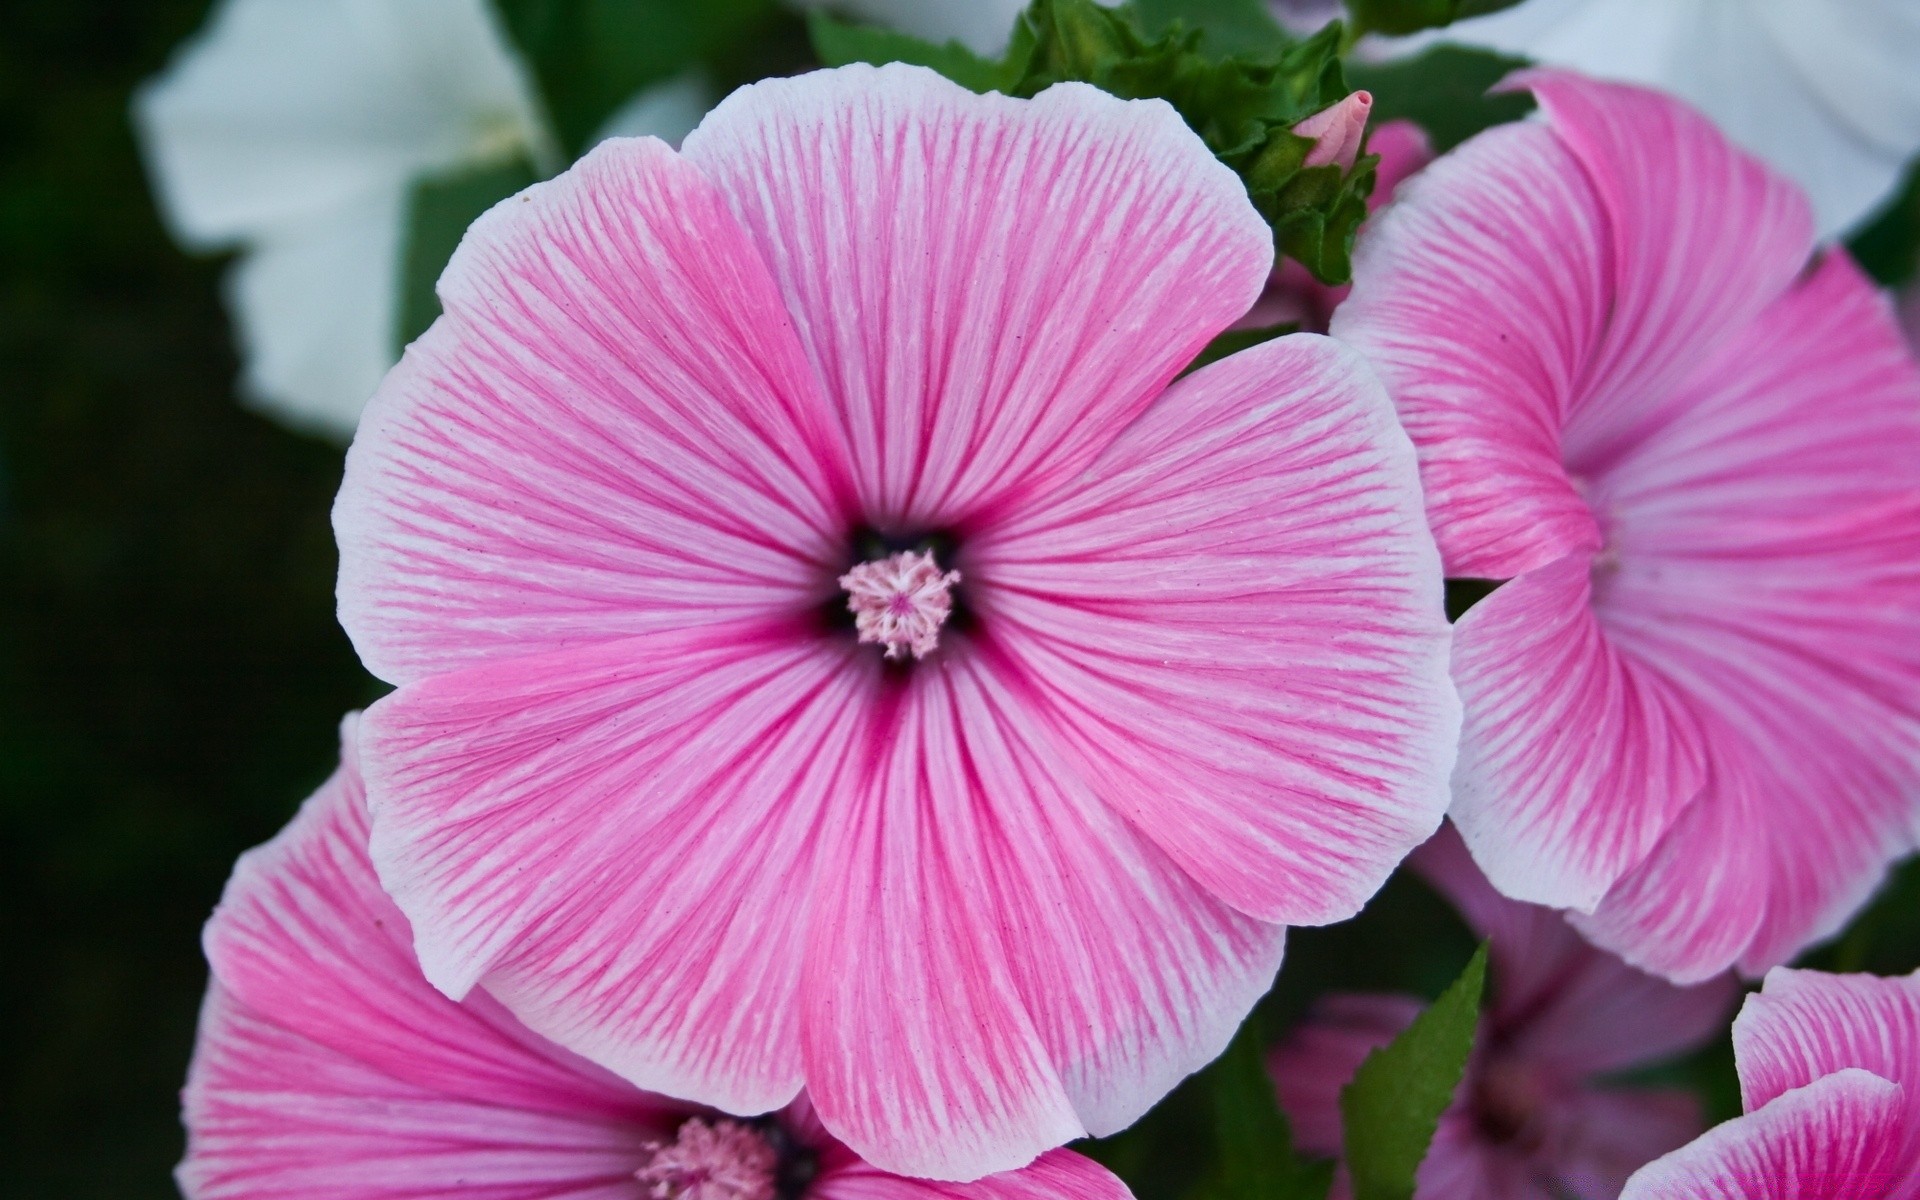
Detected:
[396,157,539,351]
[1348,44,1532,152]
[494,0,785,153]
[1344,0,1523,36]
[805,11,1018,92]
[1340,945,1488,1200]
[1199,1020,1334,1200]
[810,0,1377,284]
[1849,161,1920,288]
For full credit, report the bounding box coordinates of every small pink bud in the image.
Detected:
[1295,91,1373,171]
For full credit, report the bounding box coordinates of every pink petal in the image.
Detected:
[1447,554,1711,913]
[810,1149,1132,1200]
[1586,253,1920,554]
[361,628,872,1116]
[1411,826,1739,1076]
[1270,993,1425,1157]
[680,64,1272,533]
[970,335,1457,927]
[180,725,672,1200]
[335,136,853,685]
[1369,120,1434,202]
[799,653,1286,1180]
[1619,1069,1908,1200]
[1552,1088,1711,1200]
[1734,968,1920,1197]
[1333,70,1813,580]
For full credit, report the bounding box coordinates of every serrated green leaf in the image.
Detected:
[1340,944,1488,1200]
[1200,1019,1333,1200]
[396,157,538,351]
[1131,0,1290,57]
[495,0,784,152]
[806,11,1017,93]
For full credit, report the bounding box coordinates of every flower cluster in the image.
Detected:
[144,2,1920,1199]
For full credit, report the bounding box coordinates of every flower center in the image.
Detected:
[634,1119,778,1200]
[838,549,961,661]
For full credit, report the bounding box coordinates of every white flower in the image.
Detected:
[1422,0,1920,238]
[134,0,555,438]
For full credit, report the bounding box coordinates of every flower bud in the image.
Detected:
[1295,91,1373,170]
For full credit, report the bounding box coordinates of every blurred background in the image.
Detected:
[2,4,381,1194]
[4,2,1917,1197]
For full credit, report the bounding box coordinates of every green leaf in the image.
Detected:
[1347,44,1532,152]
[1343,0,1523,35]
[396,157,539,351]
[1339,945,1488,1200]
[806,11,1017,93]
[1201,1019,1334,1200]
[1131,0,1291,57]
[495,0,785,152]
[1848,159,1920,288]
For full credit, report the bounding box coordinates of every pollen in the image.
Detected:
[839,549,962,661]
[634,1118,777,1200]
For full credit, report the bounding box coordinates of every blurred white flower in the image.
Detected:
[134,0,556,438]
[591,70,717,149]
[1423,0,1920,238]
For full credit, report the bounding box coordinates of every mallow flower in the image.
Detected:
[180,720,1133,1200]
[1272,826,1739,1199]
[1334,70,1920,983]
[1621,967,1920,1199]
[1422,0,1920,238]
[135,0,556,436]
[333,64,1459,1180]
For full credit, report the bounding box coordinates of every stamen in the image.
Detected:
[634,1118,777,1200]
[839,549,962,661]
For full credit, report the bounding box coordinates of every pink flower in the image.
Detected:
[1234,117,1434,334]
[1271,826,1738,1199]
[1333,68,1920,983]
[1621,967,1920,1199]
[332,64,1459,1179]
[179,722,1136,1200]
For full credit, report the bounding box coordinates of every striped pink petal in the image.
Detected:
[1335,67,1920,979]
[182,723,1137,1200]
[336,64,1457,1178]
[1620,1070,1907,1200]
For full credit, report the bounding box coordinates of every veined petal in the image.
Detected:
[1335,70,1813,579]
[225,192,403,439]
[1331,121,1610,578]
[134,0,549,246]
[1410,826,1738,1076]
[681,64,1272,533]
[1448,555,1710,912]
[972,335,1455,927]
[811,1149,1132,1200]
[335,136,854,684]
[799,654,1285,1180]
[1620,1069,1908,1200]
[1734,968,1920,1197]
[181,723,671,1200]
[360,628,870,1116]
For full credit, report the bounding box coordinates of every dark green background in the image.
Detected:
[3,2,1917,1197]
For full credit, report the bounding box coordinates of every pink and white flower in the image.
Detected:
[332,64,1458,1180]
[180,723,1135,1200]
[1621,967,1920,1199]
[1271,826,1738,1198]
[1334,69,1920,983]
